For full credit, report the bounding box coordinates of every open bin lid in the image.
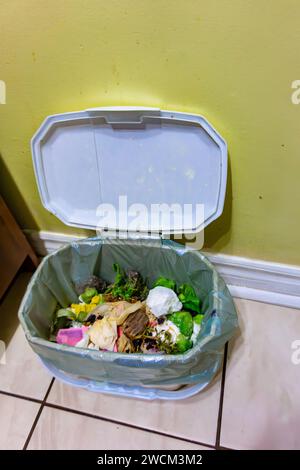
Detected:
[31,107,227,235]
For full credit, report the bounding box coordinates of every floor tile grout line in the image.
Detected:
[43,377,56,402]
[22,377,55,450]
[44,401,216,450]
[215,342,228,449]
[0,389,42,404]
[22,403,44,451]
[217,445,235,450]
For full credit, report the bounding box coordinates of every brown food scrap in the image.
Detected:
[117,333,134,353]
[75,275,107,295]
[91,300,143,325]
[145,305,157,324]
[123,308,149,339]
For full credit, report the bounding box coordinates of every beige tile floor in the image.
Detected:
[1,272,300,450]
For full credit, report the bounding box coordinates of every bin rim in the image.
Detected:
[18,236,232,366]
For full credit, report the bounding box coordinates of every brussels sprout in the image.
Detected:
[168,311,193,337]
[81,287,98,304]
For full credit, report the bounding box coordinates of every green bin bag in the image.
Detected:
[18,237,238,387]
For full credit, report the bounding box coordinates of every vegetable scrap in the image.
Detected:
[105,264,149,301]
[50,266,205,355]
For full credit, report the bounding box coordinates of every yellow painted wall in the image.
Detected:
[0,0,299,264]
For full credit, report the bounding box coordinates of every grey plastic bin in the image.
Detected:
[18,107,238,398]
[18,237,238,390]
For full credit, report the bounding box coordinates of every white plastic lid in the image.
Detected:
[31,107,227,235]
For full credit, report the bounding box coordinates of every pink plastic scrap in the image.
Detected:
[57,326,88,347]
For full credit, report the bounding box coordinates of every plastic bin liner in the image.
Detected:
[18,237,238,387]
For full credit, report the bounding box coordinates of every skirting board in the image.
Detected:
[24,230,300,309]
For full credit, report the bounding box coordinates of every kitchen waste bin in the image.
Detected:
[18,107,238,399]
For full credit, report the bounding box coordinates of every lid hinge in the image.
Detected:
[98,229,163,240]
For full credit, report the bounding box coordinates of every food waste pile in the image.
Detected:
[50,264,204,354]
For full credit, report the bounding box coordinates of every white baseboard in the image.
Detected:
[24,230,86,257]
[24,230,300,309]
